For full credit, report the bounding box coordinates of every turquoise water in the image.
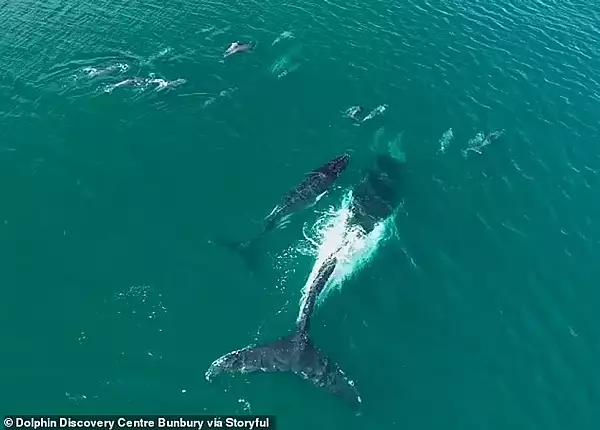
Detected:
[2,0,600,428]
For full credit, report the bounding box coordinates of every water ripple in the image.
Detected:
[2,0,600,426]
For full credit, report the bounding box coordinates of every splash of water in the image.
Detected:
[438,127,454,154]
[299,190,395,310]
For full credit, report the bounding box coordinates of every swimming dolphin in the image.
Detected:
[224,41,253,57]
[104,77,146,93]
[271,31,294,46]
[212,153,351,268]
[361,104,388,123]
[344,105,365,123]
[461,129,505,157]
[205,248,362,409]
[148,77,187,90]
[83,63,128,78]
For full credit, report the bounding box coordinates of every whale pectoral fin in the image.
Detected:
[314,190,327,203]
[206,332,362,412]
[304,191,328,210]
[265,205,281,220]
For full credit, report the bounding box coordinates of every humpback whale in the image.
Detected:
[347,152,404,234]
[212,153,351,268]
[206,151,405,410]
[205,249,361,407]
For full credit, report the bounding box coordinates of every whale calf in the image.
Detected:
[261,153,351,232]
[213,153,351,268]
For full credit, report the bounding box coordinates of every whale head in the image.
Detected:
[322,153,351,178]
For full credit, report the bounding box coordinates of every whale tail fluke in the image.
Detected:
[205,331,362,412]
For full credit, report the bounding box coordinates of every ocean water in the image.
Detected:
[1,0,600,428]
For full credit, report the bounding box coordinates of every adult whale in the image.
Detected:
[205,150,406,410]
[205,250,360,405]
[212,153,351,268]
[346,151,404,235]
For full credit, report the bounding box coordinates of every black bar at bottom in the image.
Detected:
[3,416,276,430]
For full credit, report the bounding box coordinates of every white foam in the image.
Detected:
[438,127,454,154]
[298,190,394,316]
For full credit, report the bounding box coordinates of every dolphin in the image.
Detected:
[224,41,253,57]
[148,77,187,90]
[212,153,351,268]
[205,249,362,410]
[361,104,388,123]
[344,105,365,123]
[206,150,406,410]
